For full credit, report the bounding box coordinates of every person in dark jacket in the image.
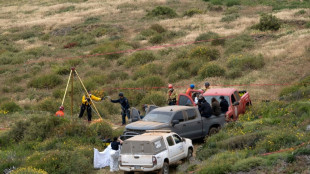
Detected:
[110,92,130,125]
[197,95,212,118]
[110,137,123,172]
[219,96,229,113]
[211,97,221,116]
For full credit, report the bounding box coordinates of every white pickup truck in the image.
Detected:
[119,130,193,174]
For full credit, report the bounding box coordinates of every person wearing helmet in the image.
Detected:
[55,106,65,117]
[204,82,210,92]
[110,92,130,125]
[167,84,177,105]
[79,91,104,122]
[186,84,195,96]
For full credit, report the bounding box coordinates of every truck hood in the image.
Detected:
[125,121,169,130]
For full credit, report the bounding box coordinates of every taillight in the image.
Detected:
[119,155,122,164]
[152,156,157,166]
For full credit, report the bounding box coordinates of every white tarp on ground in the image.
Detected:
[94,145,112,169]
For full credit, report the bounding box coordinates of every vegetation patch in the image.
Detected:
[195,32,219,43]
[125,51,156,67]
[91,40,133,60]
[140,92,166,106]
[227,54,265,71]
[225,34,254,55]
[253,14,281,31]
[28,74,63,89]
[183,8,203,17]
[133,63,163,80]
[146,6,178,19]
[198,63,226,79]
[190,46,220,61]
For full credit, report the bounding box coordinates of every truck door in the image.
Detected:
[166,135,178,163]
[177,94,195,106]
[234,91,244,114]
[182,109,203,139]
[171,111,185,137]
[172,134,185,161]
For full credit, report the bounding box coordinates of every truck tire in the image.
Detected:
[158,162,169,174]
[186,148,193,161]
[124,172,134,174]
[208,127,218,136]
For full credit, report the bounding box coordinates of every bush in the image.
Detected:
[125,51,156,67]
[195,32,219,43]
[0,101,22,112]
[306,21,310,28]
[150,24,166,33]
[140,92,166,106]
[84,16,100,24]
[52,65,71,75]
[91,40,132,60]
[226,0,240,7]
[183,9,203,17]
[217,132,265,150]
[89,121,113,139]
[254,14,281,31]
[137,76,165,88]
[190,46,220,61]
[149,34,165,44]
[227,54,265,71]
[167,59,191,73]
[28,74,63,89]
[108,71,129,81]
[225,34,254,55]
[11,167,48,174]
[221,13,240,22]
[146,6,177,19]
[225,68,242,79]
[210,0,223,5]
[232,157,264,172]
[198,63,226,79]
[69,34,96,46]
[37,97,60,113]
[132,63,163,80]
[168,69,191,82]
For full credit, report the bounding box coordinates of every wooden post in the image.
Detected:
[71,67,75,120]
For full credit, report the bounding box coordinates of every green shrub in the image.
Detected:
[84,16,100,24]
[198,63,226,79]
[183,9,203,17]
[190,46,220,61]
[167,59,191,73]
[149,34,165,44]
[133,63,163,80]
[91,40,132,60]
[226,0,240,7]
[52,65,71,75]
[221,13,240,22]
[306,21,310,28]
[210,0,223,5]
[89,121,113,139]
[28,74,63,89]
[232,157,264,172]
[140,29,157,37]
[150,24,166,33]
[217,132,265,150]
[66,58,83,67]
[195,32,219,42]
[137,76,165,88]
[225,68,242,79]
[146,6,178,19]
[57,5,75,13]
[168,69,191,82]
[1,101,22,112]
[11,167,48,174]
[37,97,60,113]
[225,34,254,55]
[254,14,281,31]
[69,34,96,46]
[227,54,265,71]
[125,51,156,67]
[108,71,129,81]
[140,92,166,106]
[211,38,225,46]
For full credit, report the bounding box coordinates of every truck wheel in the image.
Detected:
[158,162,169,174]
[186,148,193,161]
[124,172,134,174]
[208,127,218,136]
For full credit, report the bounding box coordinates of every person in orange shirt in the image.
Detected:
[186,84,195,96]
[55,106,65,117]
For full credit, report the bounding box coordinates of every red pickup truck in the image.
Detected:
[177,88,251,121]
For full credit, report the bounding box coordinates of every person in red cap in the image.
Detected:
[167,84,177,105]
[55,106,65,117]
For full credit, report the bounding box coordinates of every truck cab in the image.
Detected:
[177,88,251,121]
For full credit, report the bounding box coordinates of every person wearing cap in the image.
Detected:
[203,82,210,92]
[197,94,212,118]
[186,84,195,96]
[79,91,103,122]
[55,106,65,117]
[110,92,130,125]
[220,96,229,113]
[167,84,177,105]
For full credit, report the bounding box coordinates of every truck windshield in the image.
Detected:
[204,96,230,106]
[143,111,173,123]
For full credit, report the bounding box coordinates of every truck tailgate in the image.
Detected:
[121,154,153,166]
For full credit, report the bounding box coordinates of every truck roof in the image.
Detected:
[126,132,168,142]
[204,88,236,96]
[152,105,194,112]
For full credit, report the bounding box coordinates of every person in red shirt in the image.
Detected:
[55,106,65,117]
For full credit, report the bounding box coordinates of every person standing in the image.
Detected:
[186,84,195,96]
[219,96,229,113]
[110,92,130,125]
[197,95,212,118]
[110,137,123,172]
[203,82,210,92]
[211,97,221,116]
[79,91,103,122]
[167,84,177,105]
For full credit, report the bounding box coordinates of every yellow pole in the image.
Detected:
[61,70,72,106]
[74,69,103,120]
[71,67,74,120]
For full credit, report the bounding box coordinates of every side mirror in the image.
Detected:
[172,120,179,126]
[233,101,240,106]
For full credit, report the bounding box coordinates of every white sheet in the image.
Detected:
[93,145,112,169]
